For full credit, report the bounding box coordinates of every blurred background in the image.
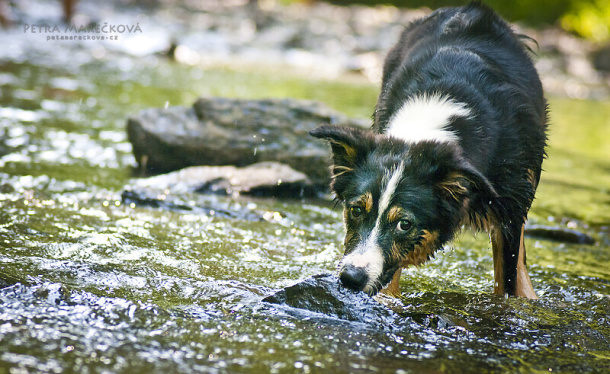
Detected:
[326,0,610,41]
[1,1,609,373]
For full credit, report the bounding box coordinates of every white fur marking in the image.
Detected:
[339,242,384,294]
[386,93,470,144]
[339,163,404,293]
[378,162,404,217]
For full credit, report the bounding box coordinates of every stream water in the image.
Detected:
[1,22,610,373]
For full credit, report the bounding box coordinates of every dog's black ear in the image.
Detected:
[439,162,500,227]
[310,125,374,198]
[438,164,497,203]
[410,142,497,204]
[310,125,372,169]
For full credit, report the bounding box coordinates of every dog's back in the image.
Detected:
[374,1,547,224]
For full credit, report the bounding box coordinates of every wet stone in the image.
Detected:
[126,97,367,185]
[262,274,415,331]
[0,183,15,194]
[0,272,25,289]
[129,161,322,199]
[524,224,596,244]
[121,188,264,221]
[33,283,71,306]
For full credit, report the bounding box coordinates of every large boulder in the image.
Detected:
[126,97,368,185]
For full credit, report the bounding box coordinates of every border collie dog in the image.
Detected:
[311,2,547,299]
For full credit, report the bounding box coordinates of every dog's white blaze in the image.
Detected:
[386,93,470,143]
[339,231,384,293]
[378,162,404,216]
[340,163,404,292]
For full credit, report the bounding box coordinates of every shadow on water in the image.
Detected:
[1,22,610,374]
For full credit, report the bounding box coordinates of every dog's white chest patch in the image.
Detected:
[386,94,470,143]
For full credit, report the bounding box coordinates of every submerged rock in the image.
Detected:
[0,271,25,289]
[121,188,265,221]
[262,276,485,332]
[524,224,596,244]
[262,274,414,331]
[127,97,367,185]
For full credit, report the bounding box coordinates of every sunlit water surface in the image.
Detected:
[0,42,609,373]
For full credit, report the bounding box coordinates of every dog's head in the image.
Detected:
[311,125,497,295]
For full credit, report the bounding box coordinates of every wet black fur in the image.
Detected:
[311,2,548,296]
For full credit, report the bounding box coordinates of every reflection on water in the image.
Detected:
[1,42,609,373]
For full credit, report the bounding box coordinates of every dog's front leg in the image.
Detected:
[516,224,537,298]
[381,268,403,296]
[492,222,537,299]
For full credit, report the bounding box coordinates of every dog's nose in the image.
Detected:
[339,264,369,291]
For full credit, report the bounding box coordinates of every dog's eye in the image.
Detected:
[396,219,413,232]
[350,206,363,218]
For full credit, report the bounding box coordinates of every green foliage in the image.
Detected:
[326,0,572,25]
[321,0,610,41]
[561,0,610,41]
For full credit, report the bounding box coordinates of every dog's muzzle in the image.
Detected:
[339,264,369,292]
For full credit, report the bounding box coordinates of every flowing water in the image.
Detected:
[1,36,609,373]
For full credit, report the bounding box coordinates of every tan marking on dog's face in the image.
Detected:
[345,192,373,219]
[363,192,373,213]
[343,226,357,248]
[390,242,402,263]
[399,230,440,268]
[343,193,372,249]
[387,206,403,223]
